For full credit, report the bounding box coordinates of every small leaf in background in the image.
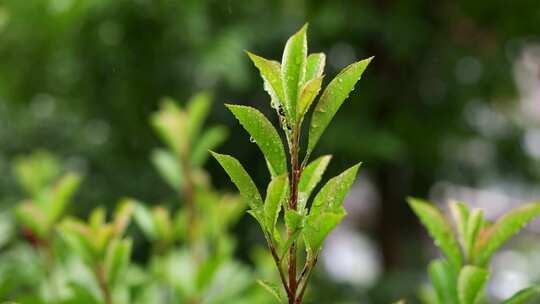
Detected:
[247,52,285,112]
[226,104,287,176]
[112,199,135,236]
[306,57,372,160]
[15,202,48,239]
[464,209,483,261]
[457,265,489,304]
[151,98,188,155]
[47,172,82,223]
[298,75,323,118]
[502,286,540,304]
[152,207,173,243]
[304,53,326,83]
[449,201,470,247]
[281,24,308,122]
[211,152,263,211]
[474,202,540,266]
[429,259,458,304]
[191,125,228,166]
[133,203,157,241]
[408,198,463,270]
[297,155,332,212]
[151,148,183,192]
[105,238,132,287]
[257,280,284,304]
[186,92,212,142]
[264,174,288,235]
[13,150,61,198]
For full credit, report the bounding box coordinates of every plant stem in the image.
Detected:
[287,126,302,303]
[94,263,113,304]
[180,152,197,247]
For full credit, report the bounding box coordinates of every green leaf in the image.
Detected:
[306,57,372,160]
[285,209,304,232]
[47,172,82,223]
[310,163,361,216]
[151,148,183,191]
[298,75,323,118]
[152,207,173,242]
[133,203,157,241]
[474,202,540,266]
[211,152,263,210]
[502,286,540,304]
[13,150,61,198]
[225,104,287,176]
[303,209,345,254]
[457,265,489,304]
[186,92,211,142]
[257,280,284,303]
[112,199,134,236]
[15,202,48,239]
[151,98,187,154]
[247,52,285,110]
[264,174,288,235]
[305,53,326,83]
[408,198,463,270]
[429,259,458,304]
[297,155,332,212]
[465,209,483,262]
[281,24,308,122]
[191,125,228,166]
[105,238,132,287]
[449,201,470,247]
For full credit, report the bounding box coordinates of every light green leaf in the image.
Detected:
[502,286,540,304]
[279,210,305,257]
[186,92,211,142]
[298,75,323,118]
[191,125,228,166]
[151,148,183,191]
[310,163,361,216]
[474,203,540,266]
[408,198,463,270]
[264,174,288,234]
[247,52,285,110]
[151,98,187,154]
[152,207,173,242]
[303,209,345,254]
[449,201,470,247]
[47,172,82,223]
[257,280,284,303]
[457,265,489,304]
[226,104,287,176]
[281,24,308,122]
[15,202,48,239]
[297,155,332,212]
[465,209,483,262]
[105,238,132,287]
[112,199,134,236]
[305,53,326,83]
[133,203,157,241]
[211,152,263,210]
[429,259,458,304]
[306,57,372,160]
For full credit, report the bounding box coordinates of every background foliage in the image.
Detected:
[2,0,540,303]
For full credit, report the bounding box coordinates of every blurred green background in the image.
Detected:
[2,0,540,302]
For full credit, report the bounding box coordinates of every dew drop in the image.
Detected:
[250,136,256,143]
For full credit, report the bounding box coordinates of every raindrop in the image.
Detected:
[249,136,256,143]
